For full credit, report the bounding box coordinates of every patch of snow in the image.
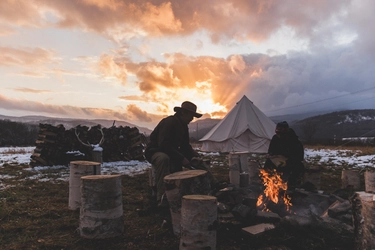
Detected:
[1,146,375,191]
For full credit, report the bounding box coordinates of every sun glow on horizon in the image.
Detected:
[138,80,228,120]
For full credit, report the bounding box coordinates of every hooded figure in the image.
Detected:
[264,121,305,189]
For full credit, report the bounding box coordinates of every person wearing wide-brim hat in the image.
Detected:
[144,101,202,207]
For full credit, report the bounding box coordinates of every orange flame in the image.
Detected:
[257,169,292,211]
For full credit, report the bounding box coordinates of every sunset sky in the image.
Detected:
[1,0,375,129]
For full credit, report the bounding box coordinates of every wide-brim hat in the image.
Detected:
[174,101,202,118]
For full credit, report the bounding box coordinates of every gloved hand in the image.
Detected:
[182,158,190,167]
[190,157,202,167]
[182,158,196,170]
[278,160,287,168]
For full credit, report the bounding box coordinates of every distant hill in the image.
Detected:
[2,109,375,146]
[188,111,329,140]
[292,109,375,143]
[0,114,152,135]
[189,109,375,144]
[188,118,221,140]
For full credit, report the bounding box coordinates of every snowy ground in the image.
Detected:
[0,147,374,187]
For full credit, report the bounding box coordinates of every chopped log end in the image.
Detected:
[183,195,217,201]
[70,160,101,166]
[81,174,121,180]
[164,170,207,181]
[242,223,275,235]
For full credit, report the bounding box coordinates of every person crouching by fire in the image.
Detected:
[264,121,305,190]
[144,101,203,207]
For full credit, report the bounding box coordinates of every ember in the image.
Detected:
[257,168,292,212]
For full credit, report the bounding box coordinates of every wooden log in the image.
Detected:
[39,130,58,136]
[180,195,217,250]
[79,175,123,239]
[240,173,249,187]
[247,158,261,184]
[351,192,375,250]
[148,165,157,197]
[91,148,103,163]
[242,223,275,236]
[69,161,101,210]
[341,169,360,190]
[164,170,211,236]
[31,152,41,158]
[228,153,240,187]
[31,155,48,166]
[303,165,321,190]
[364,168,375,193]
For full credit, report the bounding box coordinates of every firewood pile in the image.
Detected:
[30,123,148,167]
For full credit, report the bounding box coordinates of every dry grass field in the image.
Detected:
[1,145,374,249]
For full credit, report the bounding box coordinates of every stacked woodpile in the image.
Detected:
[30,123,148,167]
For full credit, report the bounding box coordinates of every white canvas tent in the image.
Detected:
[199,95,276,153]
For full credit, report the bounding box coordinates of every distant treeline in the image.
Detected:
[0,119,39,146]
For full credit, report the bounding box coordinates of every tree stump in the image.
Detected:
[351,191,375,250]
[79,175,123,239]
[247,158,261,184]
[228,153,240,186]
[341,169,360,190]
[364,168,375,193]
[91,148,103,163]
[69,161,101,210]
[164,170,211,236]
[180,195,217,250]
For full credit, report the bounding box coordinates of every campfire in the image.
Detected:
[256,168,292,213]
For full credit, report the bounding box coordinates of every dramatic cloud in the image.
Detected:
[118,95,145,101]
[126,104,152,122]
[0,47,58,67]
[12,88,51,94]
[97,43,375,117]
[0,0,374,129]
[0,94,130,121]
[0,0,353,44]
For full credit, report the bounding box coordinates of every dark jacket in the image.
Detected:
[144,114,195,168]
[268,129,304,165]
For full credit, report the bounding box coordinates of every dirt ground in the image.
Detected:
[0,150,359,250]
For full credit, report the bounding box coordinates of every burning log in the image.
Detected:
[163,170,211,236]
[257,169,292,216]
[180,195,217,250]
[68,161,101,210]
[79,175,124,239]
